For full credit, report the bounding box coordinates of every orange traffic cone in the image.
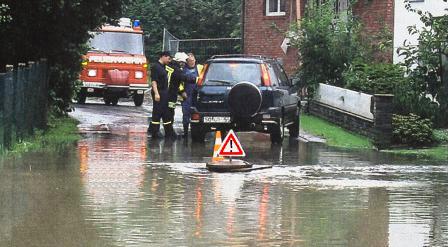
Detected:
[212,131,225,163]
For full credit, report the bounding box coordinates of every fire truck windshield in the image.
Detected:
[89,31,144,55]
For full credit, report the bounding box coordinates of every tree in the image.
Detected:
[0,0,130,114]
[289,0,366,93]
[125,0,241,61]
[397,1,448,127]
[0,3,12,24]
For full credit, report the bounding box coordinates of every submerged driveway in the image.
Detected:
[0,99,446,246]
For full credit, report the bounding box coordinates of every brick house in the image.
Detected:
[242,0,447,75]
[242,0,305,75]
[242,0,395,75]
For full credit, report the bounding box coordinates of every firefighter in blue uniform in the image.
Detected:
[149,51,173,138]
[165,52,197,139]
[180,53,203,138]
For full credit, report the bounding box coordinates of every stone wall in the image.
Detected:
[309,101,375,138]
[309,84,393,148]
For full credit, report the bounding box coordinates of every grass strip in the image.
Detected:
[5,116,80,155]
[300,114,373,149]
[381,145,448,161]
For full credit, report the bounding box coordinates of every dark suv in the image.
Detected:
[190,55,300,144]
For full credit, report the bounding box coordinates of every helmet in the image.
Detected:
[173,52,189,63]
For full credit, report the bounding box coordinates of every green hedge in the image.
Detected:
[392,114,435,147]
[434,129,448,144]
[343,62,406,94]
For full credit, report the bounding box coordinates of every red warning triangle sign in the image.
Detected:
[217,130,246,157]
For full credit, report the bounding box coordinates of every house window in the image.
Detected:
[266,0,286,16]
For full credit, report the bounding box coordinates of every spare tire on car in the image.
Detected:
[227,82,262,118]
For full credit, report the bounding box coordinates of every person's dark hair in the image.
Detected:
[159,51,171,58]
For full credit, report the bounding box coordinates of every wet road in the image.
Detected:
[1,100,447,246]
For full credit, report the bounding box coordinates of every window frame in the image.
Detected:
[266,0,286,17]
[203,62,263,86]
[266,62,280,87]
[273,62,290,87]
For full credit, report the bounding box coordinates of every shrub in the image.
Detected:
[397,2,448,127]
[343,62,443,126]
[392,114,435,147]
[0,4,12,24]
[343,62,406,94]
[434,129,448,144]
[392,79,441,123]
[289,0,365,94]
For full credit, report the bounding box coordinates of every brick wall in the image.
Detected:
[353,0,395,62]
[243,0,305,75]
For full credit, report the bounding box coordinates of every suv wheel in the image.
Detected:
[191,123,206,143]
[269,119,284,144]
[287,108,300,138]
[104,96,111,105]
[111,97,119,106]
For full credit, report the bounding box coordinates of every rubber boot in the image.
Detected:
[164,124,177,140]
[183,124,189,138]
[148,124,161,139]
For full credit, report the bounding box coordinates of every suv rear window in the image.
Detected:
[204,62,261,86]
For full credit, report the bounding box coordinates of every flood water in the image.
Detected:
[1,104,447,246]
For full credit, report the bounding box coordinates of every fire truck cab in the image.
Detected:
[78,18,149,106]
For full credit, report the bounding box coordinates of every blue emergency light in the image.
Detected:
[133,20,141,28]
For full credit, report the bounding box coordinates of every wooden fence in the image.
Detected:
[0,59,49,150]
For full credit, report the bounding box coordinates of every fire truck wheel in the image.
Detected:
[111,97,119,106]
[77,92,86,104]
[133,95,144,106]
[104,97,111,106]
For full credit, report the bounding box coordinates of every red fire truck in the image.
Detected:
[78,18,149,106]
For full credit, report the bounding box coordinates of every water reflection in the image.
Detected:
[0,149,108,246]
[78,133,147,204]
[0,128,447,246]
[78,130,149,245]
[141,132,447,246]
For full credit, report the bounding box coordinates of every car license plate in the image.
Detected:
[87,88,94,93]
[137,90,144,94]
[203,116,230,123]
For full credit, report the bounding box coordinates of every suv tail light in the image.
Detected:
[191,113,200,121]
[261,64,271,86]
[197,64,209,86]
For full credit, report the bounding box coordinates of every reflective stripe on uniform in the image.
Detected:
[197,64,204,74]
[178,82,185,92]
[165,66,175,86]
[194,64,204,84]
[168,102,176,109]
[151,121,161,124]
[163,121,172,125]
